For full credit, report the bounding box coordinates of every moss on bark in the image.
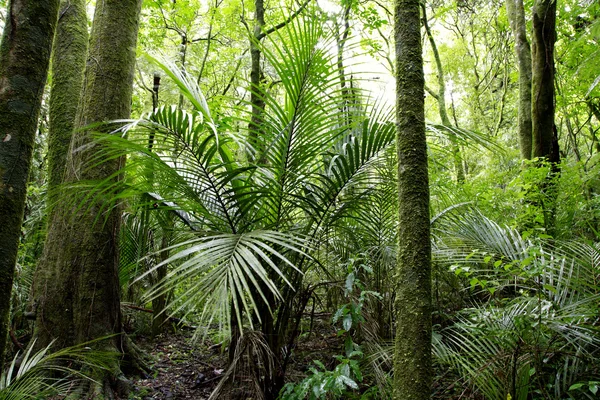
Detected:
[0,0,59,366]
[34,0,142,392]
[393,0,432,399]
[46,0,88,210]
[506,0,533,160]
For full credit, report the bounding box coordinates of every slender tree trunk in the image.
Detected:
[336,2,351,122]
[530,0,558,235]
[393,0,432,399]
[196,0,218,86]
[46,0,88,214]
[506,0,533,159]
[248,0,266,158]
[34,0,142,392]
[0,0,59,367]
[422,4,465,183]
[531,0,558,162]
[246,0,311,158]
[177,34,188,110]
[151,224,171,337]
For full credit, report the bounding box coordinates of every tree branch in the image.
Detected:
[257,0,312,40]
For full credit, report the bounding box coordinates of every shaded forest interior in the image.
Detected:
[0,0,599,399]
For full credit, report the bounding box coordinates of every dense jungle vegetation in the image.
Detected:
[0,0,599,398]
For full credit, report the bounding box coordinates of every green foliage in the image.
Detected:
[78,16,400,347]
[0,340,117,399]
[279,261,379,399]
[278,356,367,400]
[432,210,600,400]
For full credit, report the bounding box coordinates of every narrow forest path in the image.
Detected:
[131,333,226,399]
[127,315,341,399]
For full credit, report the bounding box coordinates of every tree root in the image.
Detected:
[121,333,152,377]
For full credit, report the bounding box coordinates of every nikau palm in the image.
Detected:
[80,17,397,398]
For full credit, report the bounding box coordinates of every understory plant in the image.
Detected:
[0,340,116,399]
[73,13,516,399]
[432,210,600,400]
[79,15,400,398]
[279,260,379,399]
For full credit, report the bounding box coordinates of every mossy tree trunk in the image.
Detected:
[247,0,266,157]
[506,0,533,160]
[45,0,88,212]
[531,0,558,162]
[0,0,59,367]
[393,0,432,399]
[34,0,142,392]
[530,0,559,235]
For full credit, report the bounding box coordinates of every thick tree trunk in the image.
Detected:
[46,0,88,213]
[34,0,142,390]
[393,0,432,399]
[0,0,59,367]
[506,0,533,160]
[531,0,558,162]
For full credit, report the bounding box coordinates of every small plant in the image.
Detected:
[0,339,116,399]
[279,259,380,399]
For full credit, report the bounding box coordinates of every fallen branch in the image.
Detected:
[9,328,24,350]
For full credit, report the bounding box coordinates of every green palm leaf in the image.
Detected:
[137,230,307,332]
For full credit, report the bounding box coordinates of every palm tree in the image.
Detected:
[78,17,398,398]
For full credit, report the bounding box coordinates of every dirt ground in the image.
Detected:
[130,333,227,400]
[127,315,342,400]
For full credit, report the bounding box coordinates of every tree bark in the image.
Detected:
[248,0,266,158]
[34,0,142,390]
[531,0,558,162]
[506,0,533,160]
[393,0,432,399]
[46,0,88,214]
[0,0,59,367]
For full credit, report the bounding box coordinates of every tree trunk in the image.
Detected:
[393,0,432,399]
[0,0,59,367]
[506,0,533,160]
[422,4,465,183]
[34,0,142,391]
[531,0,558,162]
[248,0,266,158]
[46,0,88,214]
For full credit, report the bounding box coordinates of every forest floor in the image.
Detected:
[129,332,226,399]
[127,314,341,400]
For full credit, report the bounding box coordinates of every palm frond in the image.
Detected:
[0,340,116,399]
[137,230,308,333]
